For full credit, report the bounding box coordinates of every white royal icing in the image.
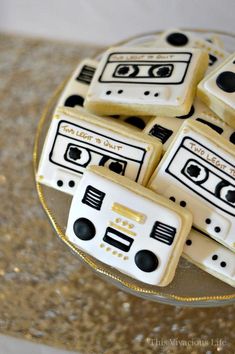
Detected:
[148,120,235,252]
[37,107,162,195]
[184,229,235,287]
[66,167,192,286]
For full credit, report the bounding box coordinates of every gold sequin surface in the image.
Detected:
[0,33,235,354]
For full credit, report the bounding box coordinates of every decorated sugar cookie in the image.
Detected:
[184,229,235,287]
[198,53,235,129]
[155,29,228,72]
[144,98,235,152]
[57,59,98,109]
[37,107,162,195]
[148,120,235,252]
[66,166,192,286]
[84,47,208,117]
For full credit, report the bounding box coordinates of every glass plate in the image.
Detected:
[34,29,235,307]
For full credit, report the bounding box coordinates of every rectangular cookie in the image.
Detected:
[155,29,228,72]
[56,58,98,109]
[144,98,235,152]
[198,53,235,129]
[84,47,208,117]
[66,166,192,286]
[37,107,162,195]
[183,229,235,287]
[148,119,235,252]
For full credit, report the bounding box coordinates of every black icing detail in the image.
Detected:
[76,65,96,84]
[114,64,140,78]
[68,147,82,160]
[103,227,133,252]
[220,261,226,267]
[180,200,186,207]
[205,218,211,224]
[57,180,63,187]
[225,190,235,203]
[150,221,176,246]
[186,164,201,178]
[135,250,158,272]
[176,105,195,119]
[124,116,146,129]
[166,32,189,46]
[99,156,127,175]
[106,90,111,95]
[216,71,235,93]
[144,91,150,95]
[215,180,235,205]
[182,159,209,184]
[149,124,173,144]
[212,254,218,260]
[82,185,105,210]
[69,180,75,188]
[229,132,235,144]
[214,226,221,233]
[186,239,192,246]
[209,54,217,66]
[169,196,175,202]
[196,118,223,134]
[64,95,84,107]
[73,218,96,240]
[148,64,173,78]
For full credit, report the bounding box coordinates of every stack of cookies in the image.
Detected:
[37,29,235,288]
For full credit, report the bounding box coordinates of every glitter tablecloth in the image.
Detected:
[0,33,234,354]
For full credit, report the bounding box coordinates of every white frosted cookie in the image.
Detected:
[56,59,98,109]
[148,120,235,252]
[198,53,235,129]
[144,98,235,152]
[155,29,228,72]
[66,166,193,286]
[84,47,208,117]
[183,229,235,287]
[37,107,162,195]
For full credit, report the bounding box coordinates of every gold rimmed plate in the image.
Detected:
[33,30,235,307]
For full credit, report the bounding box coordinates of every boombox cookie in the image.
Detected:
[37,107,162,195]
[198,53,235,129]
[66,166,192,286]
[144,98,235,152]
[84,47,208,117]
[148,120,235,252]
[56,59,97,109]
[184,229,235,287]
[155,29,228,72]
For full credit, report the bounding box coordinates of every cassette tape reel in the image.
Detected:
[37,107,162,195]
[144,98,235,152]
[66,166,192,286]
[155,29,228,73]
[148,119,235,252]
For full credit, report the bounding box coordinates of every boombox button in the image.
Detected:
[73,218,96,241]
[135,250,159,272]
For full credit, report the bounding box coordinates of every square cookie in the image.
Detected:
[144,98,235,152]
[148,120,235,252]
[198,53,235,129]
[84,47,208,117]
[66,166,192,286]
[184,229,235,287]
[37,107,162,195]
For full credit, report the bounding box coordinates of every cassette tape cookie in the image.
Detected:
[37,107,162,195]
[148,120,235,252]
[183,229,235,287]
[144,98,235,152]
[84,47,208,117]
[198,53,235,129]
[155,29,228,73]
[66,166,192,286]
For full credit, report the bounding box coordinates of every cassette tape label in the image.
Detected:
[166,137,235,216]
[99,52,192,85]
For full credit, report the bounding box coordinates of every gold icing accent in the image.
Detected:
[109,222,136,236]
[115,218,121,223]
[33,31,235,305]
[112,203,146,224]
